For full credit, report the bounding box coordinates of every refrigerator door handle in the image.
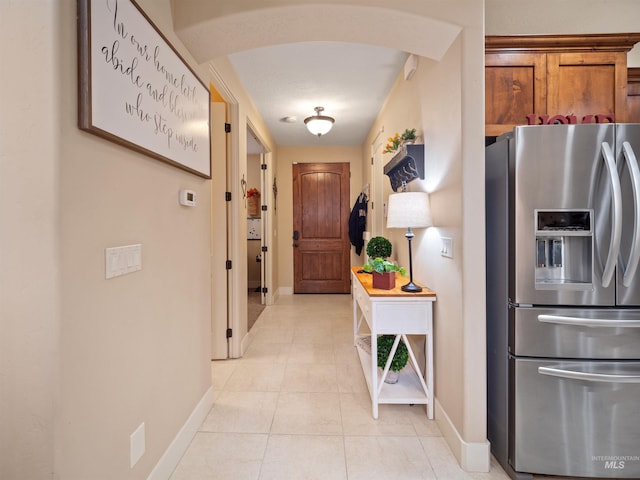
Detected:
[538,314,640,328]
[539,366,640,383]
[601,142,623,288]
[622,141,640,287]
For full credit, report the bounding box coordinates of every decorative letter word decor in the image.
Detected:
[78,0,211,178]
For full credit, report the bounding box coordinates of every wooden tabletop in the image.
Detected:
[351,266,436,297]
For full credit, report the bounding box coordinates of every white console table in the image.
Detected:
[351,267,436,419]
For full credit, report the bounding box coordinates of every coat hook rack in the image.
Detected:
[383,144,425,192]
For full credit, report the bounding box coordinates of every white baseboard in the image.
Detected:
[241,329,252,356]
[435,398,490,472]
[147,386,213,480]
[277,286,293,296]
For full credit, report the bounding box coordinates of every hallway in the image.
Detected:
[170,294,509,480]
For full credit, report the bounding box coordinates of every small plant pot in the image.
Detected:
[247,196,260,217]
[372,271,395,290]
[384,369,400,384]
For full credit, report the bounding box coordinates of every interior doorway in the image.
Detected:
[246,126,266,330]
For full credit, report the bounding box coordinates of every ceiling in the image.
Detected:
[228,41,409,148]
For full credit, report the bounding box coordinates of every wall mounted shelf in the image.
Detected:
[383,144,425,191]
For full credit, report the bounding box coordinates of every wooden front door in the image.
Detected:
[293,162,351,293]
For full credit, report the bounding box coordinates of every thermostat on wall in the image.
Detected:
[179,189,197,206]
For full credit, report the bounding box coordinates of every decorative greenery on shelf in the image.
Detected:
[401,128,417,141]
[362,257,406,276]
[377,335,409,372]
[382,128,418,154]
[366,236,392,259]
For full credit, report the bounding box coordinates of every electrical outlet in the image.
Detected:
[440,237,453,258]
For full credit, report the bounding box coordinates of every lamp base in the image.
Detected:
[401,281,423,293]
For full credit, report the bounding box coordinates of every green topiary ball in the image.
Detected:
[377,335,409,372]
[366,236,392,259]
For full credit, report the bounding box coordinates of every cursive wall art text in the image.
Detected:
[78,0,211,178]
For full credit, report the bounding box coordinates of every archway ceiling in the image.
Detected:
[173,3,461,146]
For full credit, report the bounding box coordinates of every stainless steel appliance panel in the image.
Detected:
[616,124,640,306]
[511,125,615,306]
[512,307,640,359]
[513,357,640,478]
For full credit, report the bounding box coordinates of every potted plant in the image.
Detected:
[366,236,392,260]
[363,236,404,289]
[247,188,260,217]
[401,128,417,144]
[362,257,406,290]
[377,335,409,384]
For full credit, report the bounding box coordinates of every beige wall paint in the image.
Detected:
[54,0,214,478]
[485,0,640,65]
[0,2,60,479]
[276,146,363,291]
[4,0,640,478]
[363,32,486,451]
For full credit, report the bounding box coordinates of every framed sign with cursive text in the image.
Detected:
[78,0,211,178]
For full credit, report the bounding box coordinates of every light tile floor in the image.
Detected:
[170,294,511,480]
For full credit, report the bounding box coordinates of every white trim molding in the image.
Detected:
[435,398,490,472]
[147,387,213,480]
[277,286,294,296]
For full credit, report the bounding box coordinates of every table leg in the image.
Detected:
[427,332,433,419]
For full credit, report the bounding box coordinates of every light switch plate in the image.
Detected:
[105,244,142,279]
[440,237,453,258]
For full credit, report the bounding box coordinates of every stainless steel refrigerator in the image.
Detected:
[486,124,640,480]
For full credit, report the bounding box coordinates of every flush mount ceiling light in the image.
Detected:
[304,106,335,137]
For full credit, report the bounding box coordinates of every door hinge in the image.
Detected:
[261,204,267,211]
[261,163,267,170]
[224,123,231,133]
[371,157,374,165]
[226,328,233,338]
[261,287,268,294]
[225,260,232,270]
[261,245,268,252]
[225,192,232,201]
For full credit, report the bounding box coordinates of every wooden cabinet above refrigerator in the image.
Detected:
[485,33,640,137]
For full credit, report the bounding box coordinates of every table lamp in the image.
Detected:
[386,191,432,292]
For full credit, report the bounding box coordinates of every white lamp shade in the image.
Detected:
[304,116,334,136]
[386,192,433,228]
